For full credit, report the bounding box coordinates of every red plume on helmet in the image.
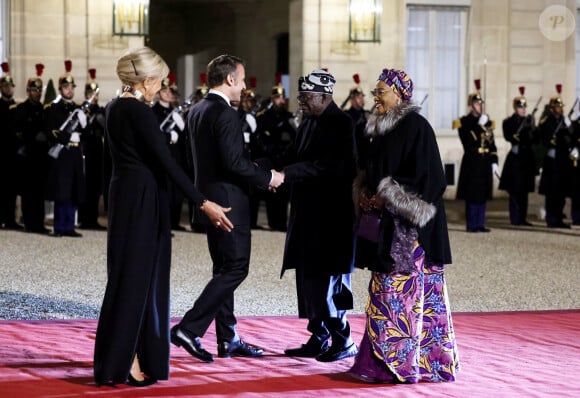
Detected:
[59,59,75,88]
[36,64,44,77]
[474,79,481,91]
[1,62,9,74]
[353,74,361,84]
[555,84,562,94]
[550,84,564,107]
[27,63,44,90]
[200,73,207,85]
[0,62,14,86]
[249,76,257,88]
[467,79,483,105]
[513,86,527,108]
[64,60,72,73]
[88,68,97,80]
[272,72,285,97]
[168,72,176,85]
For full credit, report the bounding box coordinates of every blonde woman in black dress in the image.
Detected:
[94,47,233,387]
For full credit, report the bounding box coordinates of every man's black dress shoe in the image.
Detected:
[218,339,264,358]
[316,343,358,362]
[478,227,491,232]
[63,230,83,237]
[170,325,214,362]
[79,223,107,231]
[127,373,157,387]
[284,340,329,357]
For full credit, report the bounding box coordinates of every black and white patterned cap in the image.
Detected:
[298,69,336,94]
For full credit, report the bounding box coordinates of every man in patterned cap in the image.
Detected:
[0,62,23,230]
[269,69,358,362]
[44,60,86,237]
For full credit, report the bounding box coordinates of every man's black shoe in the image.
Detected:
[170,325,213,362]
[63,230,83,237]
[218,339,264,358]
[284,340,329,358]
[315,343,358,362]
[478,227,491,232]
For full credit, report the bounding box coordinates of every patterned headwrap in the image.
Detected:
[378,68,413,102]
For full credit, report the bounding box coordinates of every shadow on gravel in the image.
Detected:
[0,291,99,320]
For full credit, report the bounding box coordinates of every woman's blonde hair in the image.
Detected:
[116,47,169,87]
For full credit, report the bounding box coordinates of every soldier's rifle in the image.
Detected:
[515,96,542,139]
[49,88,100,159]
[58,88,100,135]
[552,96,578,142]
[159,90,195,135]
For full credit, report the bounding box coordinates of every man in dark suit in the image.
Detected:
[274,70,359,362]
[171,54,284,363]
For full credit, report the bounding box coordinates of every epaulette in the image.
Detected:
[490,120,496,129]
[9,103,19,110]
[539,115,548,125]
[256,108,267,117]
[43,103,52,110]
[452,118,461,129]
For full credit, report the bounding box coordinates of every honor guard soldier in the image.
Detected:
[238,76,258,153]
[193,72,209,104]
[538,84,574,228]
[253,73,296,231]
[498,87,539,226]
[153,72,188,231]
[342,73,369,168]
[12,64,51,233]
[78,68,106,230]
[44,60,87,237]
[455,79,499,232]
[0,62,23,230]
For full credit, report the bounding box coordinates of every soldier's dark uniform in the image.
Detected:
[78,69,106,230]
[538,90,574,228]
[153,75,187,231]
[498,87,538,226]
[44,60,86,237]
[13,64,50,233]
[343,80,369,169]
[0,62,22,229]
[254,80,296,231]
[455,87,498,232]
[570,118,580,225]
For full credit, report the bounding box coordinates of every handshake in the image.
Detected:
[269,169,285,192]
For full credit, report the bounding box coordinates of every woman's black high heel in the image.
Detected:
[127,373,157,387]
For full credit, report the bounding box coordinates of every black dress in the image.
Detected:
[94,97,205,384]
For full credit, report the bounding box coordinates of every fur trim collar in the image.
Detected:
[365,102,421,137]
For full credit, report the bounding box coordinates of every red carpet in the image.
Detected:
[0,311,579,397]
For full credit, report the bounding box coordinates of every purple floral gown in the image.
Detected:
[348,246,460,383]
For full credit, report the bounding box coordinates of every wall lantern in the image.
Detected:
[348,0,382,43]
[113,0,150,37]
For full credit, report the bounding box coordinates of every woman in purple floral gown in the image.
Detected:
[349,68,459,383]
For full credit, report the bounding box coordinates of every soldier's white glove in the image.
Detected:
[492,163,499,176]
[564,116,572,127]
[75,109,87,128]
[171,112,185,131]
[70,132,81,142]
[245,113,257,133]
[169,130,179,144]
[570,147,579,159]
[478,114,489,127]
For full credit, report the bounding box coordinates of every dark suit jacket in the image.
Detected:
[186,92,271,226]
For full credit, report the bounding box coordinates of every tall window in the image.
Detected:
[406,6,468,131]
